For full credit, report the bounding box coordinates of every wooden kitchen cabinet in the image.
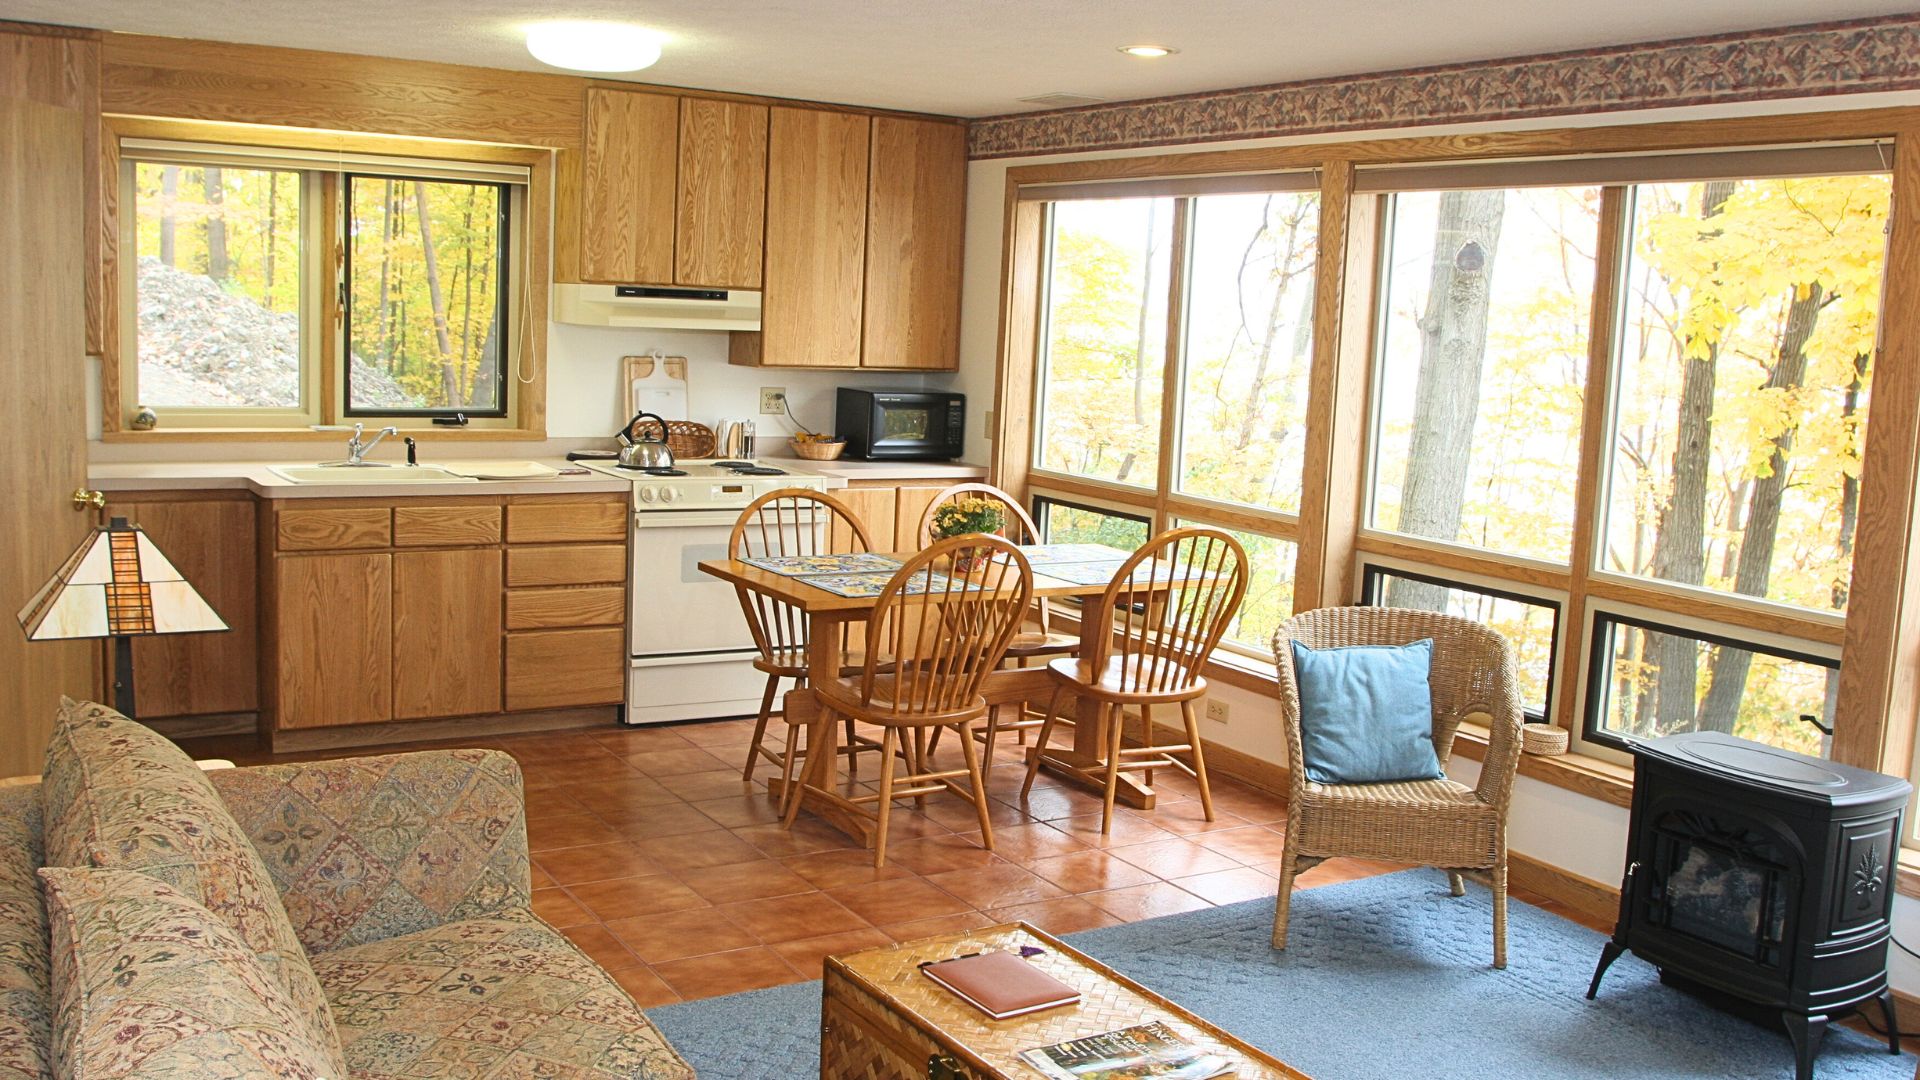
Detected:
[579,87,679,285]
[392,548,502,720]
[677,96,767,289]
[730,107,871,368]
[274,552,393,730]
[830,485,898,554]
[862,117,966,370]
[505,627,625,711]
[835,481,962,553]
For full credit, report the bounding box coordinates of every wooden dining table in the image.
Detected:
[695,546,1170,846]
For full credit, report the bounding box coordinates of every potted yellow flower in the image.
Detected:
[929,497,1005,573]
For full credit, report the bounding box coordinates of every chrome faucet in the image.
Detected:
[343,423,400,466]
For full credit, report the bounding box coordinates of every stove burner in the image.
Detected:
[711,460,754,469]
[614,463,688,476]
[728,466,786,476]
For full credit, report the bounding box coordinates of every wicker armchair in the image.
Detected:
[1269,606,1524,968]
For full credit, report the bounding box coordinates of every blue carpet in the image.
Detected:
[649,870,1915,1079]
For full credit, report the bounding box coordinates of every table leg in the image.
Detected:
[769,613,884,845]
[1030,610,1155,810]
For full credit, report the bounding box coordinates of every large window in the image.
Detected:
[1029,181,1319,660]
[121,141,525,428]
[1368,185,1601,564]
[1362,564,1560,718]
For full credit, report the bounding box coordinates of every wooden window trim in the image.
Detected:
[99,116,553,441]
[994,107,1920,787]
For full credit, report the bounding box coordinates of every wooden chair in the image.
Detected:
[1269,606,1523,969]
[784,534,1034,867]
[917,482,1078,770]
[729,488,883,811]
[1020,527,1248,835]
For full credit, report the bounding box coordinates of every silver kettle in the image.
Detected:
[618,412,676,469]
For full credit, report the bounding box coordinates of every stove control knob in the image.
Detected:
[638,486,657,504]
[660,487,679,504]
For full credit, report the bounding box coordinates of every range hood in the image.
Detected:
[554,283,761,331]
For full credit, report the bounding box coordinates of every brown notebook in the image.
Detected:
[919,950,1081,1020]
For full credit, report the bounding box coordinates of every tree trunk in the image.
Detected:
[458,186,478,405]
[1696,283,1824,732]
[203,166,228,281]
[412,182,460,408]
[263,172,278,309]
[1387,189,1505,612]
[376,180,395,369]
[1645,180,1734,729]
[1821,350,1871,734]
[159,166,177,267]
[1130,200,1159,428]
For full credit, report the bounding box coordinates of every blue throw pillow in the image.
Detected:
[1291,638,1444,785]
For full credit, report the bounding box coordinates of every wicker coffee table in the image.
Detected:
[822,922,1310,1079]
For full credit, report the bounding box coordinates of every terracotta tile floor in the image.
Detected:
[184,717,1599,1005]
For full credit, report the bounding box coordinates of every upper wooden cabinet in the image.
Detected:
[579,87,679,284]
[676,97,768,290]
[734,107,871,368]
[575,87,768,290]
[862,117,966,370]
[731,110,965,370]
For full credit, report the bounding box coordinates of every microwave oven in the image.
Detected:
[836,389,965,461]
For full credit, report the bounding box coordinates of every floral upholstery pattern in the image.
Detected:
[40,867,347,1079]
[0,786,51,1080]
[40,699,340,1056]
[208,749,531,954]
[312,906,693,1079]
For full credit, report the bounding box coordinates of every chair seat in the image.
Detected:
[755,648,884,678]
[1045,654,1206,701]
[817,675,987,727]
[1291,777,1499,868]
[1005,630,1080,659]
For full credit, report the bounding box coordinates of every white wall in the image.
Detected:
[959,88,1920,993]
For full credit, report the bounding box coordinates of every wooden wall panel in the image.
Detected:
[1,23,100,355]
[101,33,584,148]
[0,38,94,776]
[862,116,965,370]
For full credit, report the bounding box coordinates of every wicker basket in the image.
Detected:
[790,437,848,461]
[1521,722,1569,756]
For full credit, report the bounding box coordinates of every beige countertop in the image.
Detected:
[88,460,632,499]
[765,456,989,482]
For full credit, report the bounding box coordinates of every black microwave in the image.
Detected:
[836,389,965,461]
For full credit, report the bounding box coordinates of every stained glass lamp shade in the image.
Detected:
[17,517,226,717]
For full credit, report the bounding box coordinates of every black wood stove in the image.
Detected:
[1588,731,1910,1079]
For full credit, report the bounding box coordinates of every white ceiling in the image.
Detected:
[5,0,1918,118]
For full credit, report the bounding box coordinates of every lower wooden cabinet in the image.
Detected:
[392,548,502,720]
[505,627,625,711]
[837,481,960,553]
[275,552,393,730]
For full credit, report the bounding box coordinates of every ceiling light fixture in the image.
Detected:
[1118,44,1177,58]
[526,21,665,73]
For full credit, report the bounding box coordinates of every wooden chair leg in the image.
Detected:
[742,672,780,782]
[981,705,1002,773]
[1100,703,1124,835]
[1139,703,1153,789]
[910,728,929,810]
[1272,845,1301,950]
[1493,852,1509,970]
[926,725,943,757]
[873,728,899,868]
[1181,699,1214,822]
[777,721,803,819]
[957,720,994,852]
[844,717,860,778]
[1020,685,1064,799]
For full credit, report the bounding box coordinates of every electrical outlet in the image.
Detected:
[759,388,786,415]
[1205,700,1230,724]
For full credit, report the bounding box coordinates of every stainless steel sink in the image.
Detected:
[268,465,479,485]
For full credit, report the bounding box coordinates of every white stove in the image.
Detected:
[579,458,830,725]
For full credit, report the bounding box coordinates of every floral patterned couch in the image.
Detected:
[0,700,694,1079]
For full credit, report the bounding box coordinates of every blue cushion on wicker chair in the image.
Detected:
[1290,638,1444,784]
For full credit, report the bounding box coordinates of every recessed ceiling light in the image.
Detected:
[1118,44,1177,58]
[526,21,665,73]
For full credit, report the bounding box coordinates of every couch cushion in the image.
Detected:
[312,907,692,1079]
[0,785,51,1080]
[40,700,341,1059]
[40,867,347,1079]
[1291,638,1445,784]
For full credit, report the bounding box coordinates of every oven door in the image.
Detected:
[629,509,760,658]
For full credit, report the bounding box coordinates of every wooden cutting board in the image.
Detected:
[625,355,688,421]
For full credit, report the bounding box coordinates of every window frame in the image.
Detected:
[338,171,517,421]
[104,122,543,439]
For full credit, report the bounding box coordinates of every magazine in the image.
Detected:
[1017,543,1135,566]
[742,552,903,576]
[1019,1021,1235,1080]
[798,570,973,599]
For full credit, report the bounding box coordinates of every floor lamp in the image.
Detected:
[17,515,228,718]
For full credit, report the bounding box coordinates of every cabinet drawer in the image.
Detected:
[394,504,503,547]
[506,500,628,543]
[506,628,624,710]
[506,586,626,630]
[506,545,627,587]
[277,507,391,551]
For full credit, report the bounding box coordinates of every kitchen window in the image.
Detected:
[1027,176,1320,658]
[118,139,528,429]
